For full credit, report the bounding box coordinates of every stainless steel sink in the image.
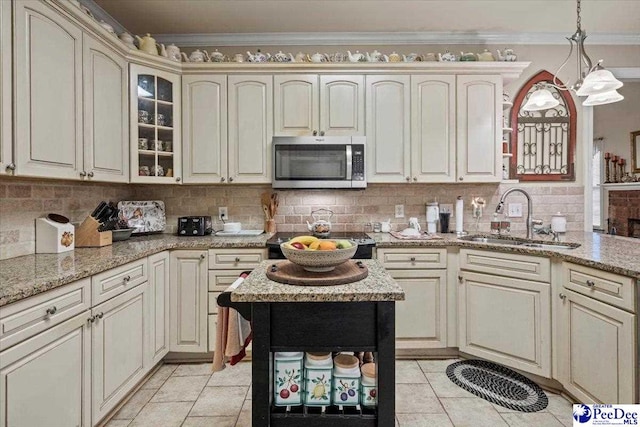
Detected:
[458,235,580,250]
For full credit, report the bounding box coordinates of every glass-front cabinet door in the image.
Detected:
[130,64,181,183]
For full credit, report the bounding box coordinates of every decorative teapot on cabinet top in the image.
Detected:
[209,49,225,62]
[438,50,457,62]
[347,50,365,62]
[247,50,270,62]
[477,49,495,61]
[366,50,383,62]
[181,49,210,62]
[306,208,333,237]
[497,48,517,62]
[135,34,158,55]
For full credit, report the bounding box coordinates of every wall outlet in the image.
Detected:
[218,207,228,220]
[508,203,523,217]
[395,204,405,218]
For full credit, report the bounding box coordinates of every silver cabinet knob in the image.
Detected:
[312,130,318,136]
[235,257,240,263]
[458,275,464,283]
[559,293,567,300]
[586,280,595,288]
[410,257,416,262]
[79,171,87,177]
[46,306,57,316]
[123,275,131,283]
[96,312,104,319]
[88,316,96,323]
[87,171,94,178]
[405,176,410,182]
[6,163,15,171]
[413,177,417,182]
[459,176,464,181]
[176,177,181,182]
[220,177,225,182]
[319,130,325,136]
[200,254,206,260]
[229,177,234,182]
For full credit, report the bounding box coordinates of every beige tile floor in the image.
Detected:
[104,359,575,427]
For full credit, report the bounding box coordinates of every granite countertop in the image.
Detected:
[1,231,638,307]
[230,260,405,303]
[0,233,271,307]
[372,231,640,279]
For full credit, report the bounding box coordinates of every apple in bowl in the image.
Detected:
[281,236,358,272]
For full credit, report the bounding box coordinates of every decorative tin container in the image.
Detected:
[360,362,377,407]
[274,352,304,406]
[332,354,360,406]
[303,353,333,406]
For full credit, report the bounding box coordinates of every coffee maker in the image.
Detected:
[426,202,439,234]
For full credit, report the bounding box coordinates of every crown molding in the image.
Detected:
[609,67,640,81]
[154,31,640,47]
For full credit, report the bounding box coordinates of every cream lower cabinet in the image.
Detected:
[0,312,91,427]
[377,248,448,350]
[274,74,364,136]
[91,283,149,425]
[458,247,552,377]
[0,0,12,175]
[148,251,170,365]
[170,250,208,352]
[557,262,637,403]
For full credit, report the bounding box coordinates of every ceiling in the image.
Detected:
[94,1,640,37]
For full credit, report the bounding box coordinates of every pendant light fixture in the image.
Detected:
[522,0,624,111]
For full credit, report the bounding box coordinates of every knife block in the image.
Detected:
[76,216,112,247]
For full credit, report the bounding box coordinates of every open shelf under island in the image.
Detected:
[219,259,405,427]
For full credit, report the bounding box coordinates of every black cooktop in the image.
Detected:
[266,232,375,247]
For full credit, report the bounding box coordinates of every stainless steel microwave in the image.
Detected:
[272,136,366,189]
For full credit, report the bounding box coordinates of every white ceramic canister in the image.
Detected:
[274,352,304,406]
[360,362,377,407]
[332,354,360,406]
[551,212,567,233]
[303,353,332,406]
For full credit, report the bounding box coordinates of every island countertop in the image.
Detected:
[230,259,405,303]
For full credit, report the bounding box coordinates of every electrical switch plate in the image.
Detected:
[395,204,405,218]
[508,203,523,217]
[218,207,228,220]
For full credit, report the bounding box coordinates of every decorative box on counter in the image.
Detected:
[331,354,360,406]
[274,352,303,407]
[360,362,377,407]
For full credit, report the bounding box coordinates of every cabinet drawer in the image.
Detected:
[208,270,246,292]
[92,258,148,305]
[0,278,90,349]
[208,292,220,314]
[376,248,447,269]
[208,249,267,270]
[562,262,636,312]
[459,249,550,282]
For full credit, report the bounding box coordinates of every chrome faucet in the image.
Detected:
[495,188,542,239]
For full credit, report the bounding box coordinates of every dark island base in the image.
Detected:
[249,301,396,427]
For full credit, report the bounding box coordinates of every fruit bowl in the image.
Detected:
[281,239,358,272]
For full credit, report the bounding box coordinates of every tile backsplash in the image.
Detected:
[1,177,585,260]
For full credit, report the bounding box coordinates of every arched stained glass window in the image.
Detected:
[510,71,577,181]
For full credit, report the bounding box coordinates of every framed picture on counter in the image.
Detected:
[632,130,640,173]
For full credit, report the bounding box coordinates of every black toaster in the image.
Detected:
[178,216,212,236]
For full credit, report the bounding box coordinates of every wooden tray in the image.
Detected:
[266,260,368,286]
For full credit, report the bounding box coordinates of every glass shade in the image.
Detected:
[522,88,560,111]
[576,69,624,96]
[582,89,624,106]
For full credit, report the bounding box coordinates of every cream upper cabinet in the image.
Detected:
[14,0,84,180]
[366,75,411,183]
[456,75,502,182]
[182,75,227,183]
[170,250,208,353]
[411,75,456,183]
[228,75,273,183]
[91,283,149,425]
[274,74,318,136]
[0,313,91,427]
[0,0,12,175]
[148,251,170,366]
[130,64,182,183]
[83,34,129,183]
[274,74,364,136]
[319,75,364,136]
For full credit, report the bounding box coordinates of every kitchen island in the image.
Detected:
[225,259,405,427]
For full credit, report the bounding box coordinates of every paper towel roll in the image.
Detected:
[455,197,464,233]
